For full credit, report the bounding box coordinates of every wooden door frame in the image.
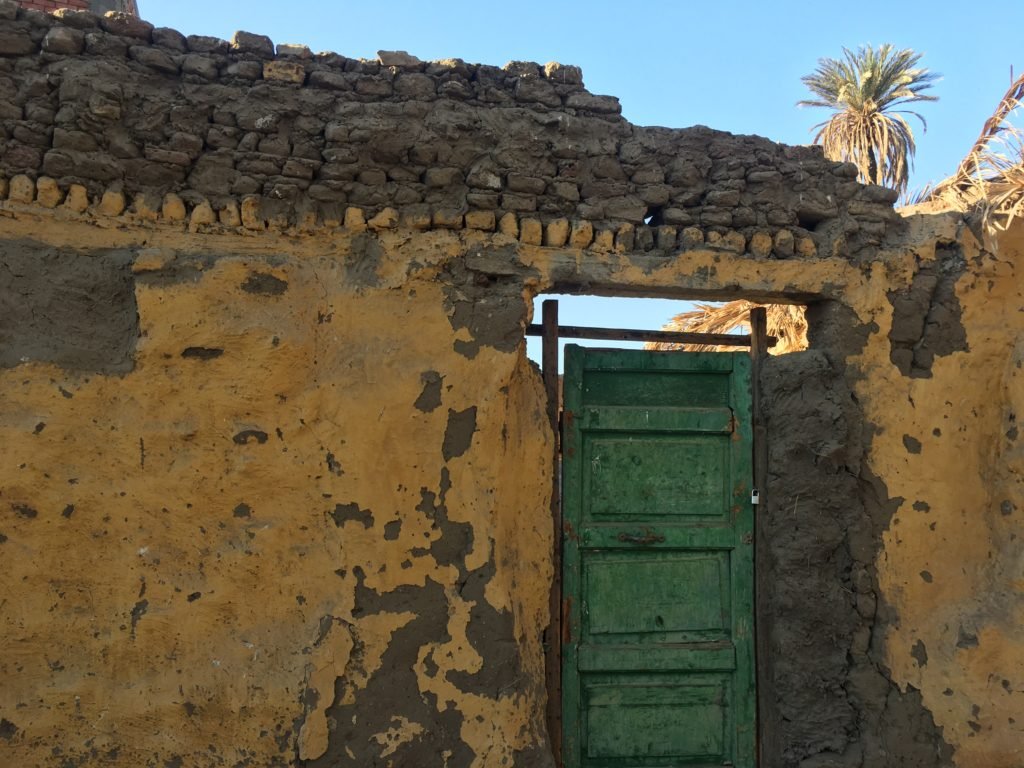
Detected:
[529,302,770,768]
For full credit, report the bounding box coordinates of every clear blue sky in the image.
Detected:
[140,1,1023,358]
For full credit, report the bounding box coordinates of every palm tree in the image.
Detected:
[799,44,939,195]
[646,301,808,355]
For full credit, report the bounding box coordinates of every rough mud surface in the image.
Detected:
[0,240,138,371]
[888,241,968,378]
[762,342,953,768]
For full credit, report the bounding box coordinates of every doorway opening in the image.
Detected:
[526,294,809,373]
[529,296,776,768]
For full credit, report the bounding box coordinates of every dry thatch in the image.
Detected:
[920,71,1024,235]
[645,301,808,354]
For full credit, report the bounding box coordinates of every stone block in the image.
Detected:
[100,12,153,40]
[394,73,436,98]
[8,175,34,203]
[131,193,160,220]
[162,193,187,221]
[604,196,646,222]
[152,27,187,52]
[169,132,204,156]
[501,193,536,212]
[85,31,128,57]
[241,195,263,229]
[679,226,704,249]
[0,0,17,21]
[721,231,746,252]
[63,184,88,213]
[507,173,546,195]
[749,231,773,258]
[368,207,399,230]
[283,160,315,180]
[503,60,541,77]
[182,54,220,80]
[0,27,36,56]
[355,77,392,97]
[701,208,733,227]
[467,168,502,191]
[773,229,795,258]
[565,92,621,114]
[542,218,569,247]
[437,80,473,100]
[378,50,423,68]
[225,60,263,80]
[344,206,367,231]
[732,207,757,227]
[232,30,274,57]
[661,207,693,226]
[187,35,229,54]
[569,220,593,249]
[592,229,615,252]
[219,200,241,226]
[638,184,672,206]
[277,43,312,58]
[188,201,217,231]
[97,189,125,216]
[307,71,350,91]
[432,208,463,229]
[43,27,84,55]
[514,78,561,107]
[358,169,387,186]
[543,62,583,85]
[519,218,542,245]
[465,210,495,231]
[35,177,62,208]
[400,206,431,230]
[264,61,305,84]
[631,167,665,185]
[393,185,422,205]
[796,236,817,258]
[498,212,518,238]
[466,192,500,209]
[704,189,741,207]
[424,167,462,187]
[614,223,635,253]
[145,146,191,167]
[655,226,677,250]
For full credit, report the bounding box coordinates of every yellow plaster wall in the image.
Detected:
[861,219,1024,765]
[0,217,553,767]
[1,207,1023,767]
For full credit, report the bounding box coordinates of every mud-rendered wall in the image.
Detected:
[2,5,1024,768]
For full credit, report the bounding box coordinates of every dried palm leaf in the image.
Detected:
[922,72,1024,235]
[645,301,808,355]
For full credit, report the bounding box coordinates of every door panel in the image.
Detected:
[562,347,755,768]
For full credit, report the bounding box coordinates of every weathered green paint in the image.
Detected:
[562,347,756,768]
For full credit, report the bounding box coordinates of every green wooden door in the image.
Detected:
[561,347,756,768]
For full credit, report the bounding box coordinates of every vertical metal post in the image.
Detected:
[541,299,562,765]
[749,306,776,766]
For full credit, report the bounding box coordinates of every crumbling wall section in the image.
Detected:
[0,6,1022,768]
[0,0,897,264]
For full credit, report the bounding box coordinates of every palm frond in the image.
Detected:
[921,71,1024,237]
[645,301,808,355]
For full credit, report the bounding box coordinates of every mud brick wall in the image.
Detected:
[1,4,1023,768]
[0,0,898,262]
[14,0,137,15]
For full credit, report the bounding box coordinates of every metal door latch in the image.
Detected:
[617,528,665,545]
[751,488,760,505]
